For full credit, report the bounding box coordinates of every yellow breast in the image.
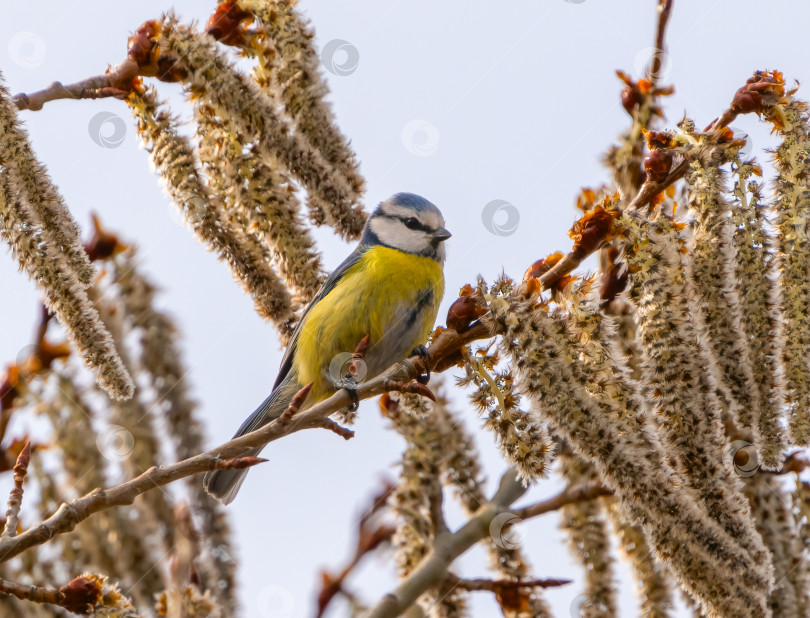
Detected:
[293,246,444,399]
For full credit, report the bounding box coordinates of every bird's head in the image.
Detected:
[363,193,451,262]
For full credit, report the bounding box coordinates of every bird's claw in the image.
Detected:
[410,344,431,384]
[341,373,360,412]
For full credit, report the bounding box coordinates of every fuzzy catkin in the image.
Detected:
[490,291,773,616]
[770,95,810,445]
[0,76,93,285]
[462,350,554,485]
[158,19,366,240]
[195,105,324,301]
[606,501,673,618]
[92,285,176,559]
[384,392,470,616]
[559,453,617,618]
[242,0,366,198]
[566,287,674,617]
[685,151,762,433]
[46,375,120,579]
[743,474,810,617]
[730,160,788,468]
[113,251,237,614]
[618,211,771,577]
[0,172,134,400]
[128,88,296,339]
[386,389,552,618]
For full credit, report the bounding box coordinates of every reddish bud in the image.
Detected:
[446,295,486,333]
[569,207,614,257]
[206,1,254,47]
[59,576,102,615]
[644,149,674,183]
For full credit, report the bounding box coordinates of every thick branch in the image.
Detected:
[448,574,572,592]
[367,477,610,617]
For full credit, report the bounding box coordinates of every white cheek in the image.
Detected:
[370,218,429,253]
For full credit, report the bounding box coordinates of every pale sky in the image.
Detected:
[2,1,810,617]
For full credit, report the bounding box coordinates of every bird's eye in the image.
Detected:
[404,217,421,230]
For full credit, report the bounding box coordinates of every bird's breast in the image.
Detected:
[293,246,444,398]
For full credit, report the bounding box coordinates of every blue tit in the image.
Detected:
[204,192,451,504]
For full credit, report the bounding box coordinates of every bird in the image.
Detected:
[204,192,451,504]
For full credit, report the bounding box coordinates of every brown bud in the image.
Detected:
[644,149,673,183]
[206,0,254,47]
[446,295,486,333]
[59,576,102,615]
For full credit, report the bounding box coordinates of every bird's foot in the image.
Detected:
[341,373,360,412]
[410,344,431,384]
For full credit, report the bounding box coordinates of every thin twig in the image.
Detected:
[649,0,674,89]
[538,159,690,291]
[512,481,611,520]
[0,573,114,615]
[0,576,62,609]
[367,470,527,618]
[0,455,263,563]
[12,60,139,111]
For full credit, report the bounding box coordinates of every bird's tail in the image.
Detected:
[203,376,297,505]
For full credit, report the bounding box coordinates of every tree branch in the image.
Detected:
[367,470,527,618]
[12,61,140,111]
[447,574,572,592]
[649,0,674,89]
[0,455,263,563]
[367,477,610,617]
[537,158,690,291]
[0,573,109,615]
[0,326,486,564]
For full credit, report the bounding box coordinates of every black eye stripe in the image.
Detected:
[400,216,430,232]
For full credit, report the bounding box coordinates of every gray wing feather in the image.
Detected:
[205,245,368,504]
[203,375,299,504]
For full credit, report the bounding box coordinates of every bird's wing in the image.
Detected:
[272,244,368,390]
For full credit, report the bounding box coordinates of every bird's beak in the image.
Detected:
[432,227,452,242]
